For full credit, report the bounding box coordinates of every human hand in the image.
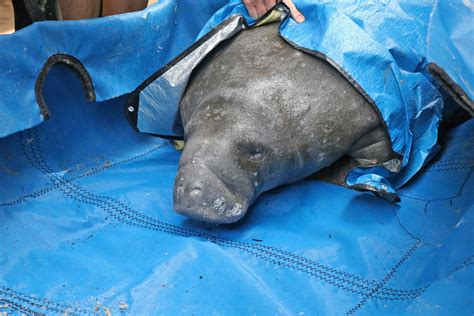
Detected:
[243,0,305,23]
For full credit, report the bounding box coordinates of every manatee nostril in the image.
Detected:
[176,186,184,196]
[190,187,203,198]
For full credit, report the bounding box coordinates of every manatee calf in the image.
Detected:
[174,23,393,224]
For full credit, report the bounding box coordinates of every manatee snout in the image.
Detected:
[174,162,249,224]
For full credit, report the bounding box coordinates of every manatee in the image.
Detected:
[174,23,394,224]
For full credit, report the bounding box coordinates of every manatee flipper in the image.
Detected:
[312,125,393,189]
[347,125,394,167]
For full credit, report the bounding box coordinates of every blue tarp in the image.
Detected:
[0,1,473,314]
[0,62,473,315]
[0,0,229,138]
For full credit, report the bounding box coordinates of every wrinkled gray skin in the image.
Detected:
[174,23,393,224]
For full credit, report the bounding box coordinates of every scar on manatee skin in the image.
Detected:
[213,197,243,217]
[226,203,243,217]
[213,197,227,215]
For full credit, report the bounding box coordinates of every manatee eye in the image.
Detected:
[236,141,271,162]
[248,145,265,159]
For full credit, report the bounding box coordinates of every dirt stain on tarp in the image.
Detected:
[119,302,129,311]
[0,166,17,175]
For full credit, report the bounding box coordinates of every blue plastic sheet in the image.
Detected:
[0,62,473,315]
[1,1,473,314]
[0,0,228,138]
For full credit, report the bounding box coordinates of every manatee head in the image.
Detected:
[173,23,385,224]
[173,88,335,224]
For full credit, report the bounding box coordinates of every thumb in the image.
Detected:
[282,0,305,23]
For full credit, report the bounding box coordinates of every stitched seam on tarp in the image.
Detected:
[425,157,474,173]
[0,142,169,207]
[5,150,463,207]
[0,286,92,314]
[346,241,421,315]
[0,298,44,315]
[0,286,93,315]
[449,254,474,275]
[20,128,427,299]
[11,129,428,313]
[18,130,375,297]
[368,255,474,306]
[429,157,474,164]
[427,165,474,173]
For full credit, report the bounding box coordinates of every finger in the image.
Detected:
[263,0,278,11]
[254,2,268,18]
[243,0,258,19]
[282,0,305,23]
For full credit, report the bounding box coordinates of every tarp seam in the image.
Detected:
[0,285,89,314]
[0,142,169,207]
[346,241,421,315]
[15,128,427,301]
